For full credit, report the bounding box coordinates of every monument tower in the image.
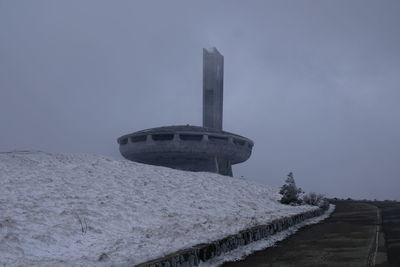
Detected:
[203,47,223,130]
[117,48,253,176]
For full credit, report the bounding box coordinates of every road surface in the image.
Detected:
[222,201,386,267]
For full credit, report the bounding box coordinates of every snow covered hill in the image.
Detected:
[0,151,316,266]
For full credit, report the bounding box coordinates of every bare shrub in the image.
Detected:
[303,192,328,208]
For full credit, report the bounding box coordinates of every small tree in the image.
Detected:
[279,172,302,204]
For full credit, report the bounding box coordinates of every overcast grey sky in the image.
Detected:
[1,0,399,200]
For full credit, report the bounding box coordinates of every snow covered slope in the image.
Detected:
[0,151,316,266]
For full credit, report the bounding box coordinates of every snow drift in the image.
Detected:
[0,151,317,266]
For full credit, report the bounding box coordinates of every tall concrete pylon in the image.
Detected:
[202,47,231,175]
[203,47,224,130]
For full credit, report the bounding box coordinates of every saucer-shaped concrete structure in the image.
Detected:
[118,125,253,176]
[118,48,253,176]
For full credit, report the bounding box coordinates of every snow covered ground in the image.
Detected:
[0,151,318,266]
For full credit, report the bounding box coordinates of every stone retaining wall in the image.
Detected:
[136,207,327,267]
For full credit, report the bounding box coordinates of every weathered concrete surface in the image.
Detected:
[222,202,379,267]
[203,47,224,131]
[118,125,253,176]
[117,48,253,176]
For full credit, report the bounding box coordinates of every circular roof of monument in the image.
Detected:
[118,125,253,144]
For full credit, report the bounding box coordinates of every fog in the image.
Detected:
[1,0,399,200]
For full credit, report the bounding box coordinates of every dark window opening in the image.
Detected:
[180,134,203,141]
[119,138,128,145]
[233,139,246,146]
[131,135,147,142]
[152,134,174,141]
[208,135,228,142]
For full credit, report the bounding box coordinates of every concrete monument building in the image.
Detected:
[117,48,253,176]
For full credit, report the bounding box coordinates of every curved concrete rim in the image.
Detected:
[117,125,254,146]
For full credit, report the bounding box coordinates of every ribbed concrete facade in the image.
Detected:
[118,125,253,176]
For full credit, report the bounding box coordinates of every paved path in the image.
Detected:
[222,202,380,267]
[374,201,400,266]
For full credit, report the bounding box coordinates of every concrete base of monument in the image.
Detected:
[117,125,254,176]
